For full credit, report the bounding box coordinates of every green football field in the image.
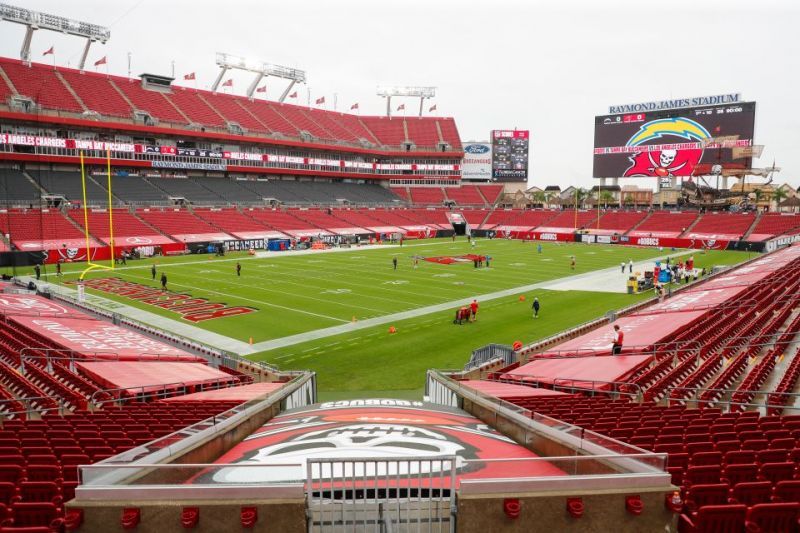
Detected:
[9,238,752,399]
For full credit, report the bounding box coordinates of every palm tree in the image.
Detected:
[532,190,546,208]
[599,190,614,209]
[574,188,589,209]
[544,192,555,208]
[772,187,788,211]
[753,188,763,206]
[624,194,634,207]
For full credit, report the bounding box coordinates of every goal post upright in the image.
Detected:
[78,150,115,281]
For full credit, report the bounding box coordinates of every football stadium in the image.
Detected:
[0,1,799,531]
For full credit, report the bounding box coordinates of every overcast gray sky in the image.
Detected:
[1,0,798,189]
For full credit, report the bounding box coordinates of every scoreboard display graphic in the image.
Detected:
[592,102,756,178]
[491,130,529,181]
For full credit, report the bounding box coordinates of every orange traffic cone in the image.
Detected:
[519,295,526,302]
[388,326,397,334]
[249,337,253,345]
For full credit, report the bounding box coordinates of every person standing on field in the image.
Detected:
[469,299,479,322]
[628,259,634,273]
[34,264,41,280]
[532,297,540,318]
[160,272,168,292]
[621,262,626,273]
[151,264,157,280]
[570,256,576,270]
[392,257,397,270]
[236,262,241,276]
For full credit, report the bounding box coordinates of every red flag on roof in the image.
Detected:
[256,85,267,93]
[222,79,233,87]
[183,72,196,81]
[315,96,325,105]
[397,104,405,111]
[429,104,437,112]
[350,103,359,110]
[289,91,298,98]
[42,46,54,56]
[94,56,107,67]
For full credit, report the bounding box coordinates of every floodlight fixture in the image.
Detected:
[376,86,437,117]
[0,3,110,70]
[213,52,306,100]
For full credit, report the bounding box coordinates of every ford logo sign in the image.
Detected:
[464,144,490,154]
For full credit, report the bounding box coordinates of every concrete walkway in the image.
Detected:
[19,249,692,356]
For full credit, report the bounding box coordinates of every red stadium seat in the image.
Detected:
[683,483,729,512]
[678,504,746,533]
[729,481,773,506]
[744,502,800,533]
[773,480,800,503]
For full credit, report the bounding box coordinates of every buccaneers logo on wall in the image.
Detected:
[623,117,711,178]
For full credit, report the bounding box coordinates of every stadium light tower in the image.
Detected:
[0,3,109,70]
[377,86,436,117]
[213,52,307,100]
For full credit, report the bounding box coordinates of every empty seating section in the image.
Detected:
[193,208,269,234]
[476,185,503,204]
[445,186,485,205]
[56,70,132,118]
[237,180,400,205]
[437,119,462,150]
[359,117,406,146]
[0,59,83,113]
[110,78,188,125]
[0,59,463,152]
[594,210,648,232]
[0,170,41,204]
[409,188,446,205]
[404,119,440,147]
[148,177,226,204]
[135,208,220,235]
[185,177,254,203]
[66,209,162,240]
[236,99,299,136]
[390,187,410,201]
[30,172,108,203]
[482,209,558,229]
[634,211,699,236]
[245,209,314,230]
[0,402,239,528]
[685,212,756,238]
[303,109,359,142]
[750,213,800,240]
[274,105,331,139]
[289,209,365,231]
[109,176,168,204]
[539,210,598,230]
[191,93,266,132]
[400,208,453,226]
[165,90,226,127]
[0,209,86,244]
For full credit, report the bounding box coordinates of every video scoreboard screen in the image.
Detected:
[592,102,756,178]
[491,130,529,181]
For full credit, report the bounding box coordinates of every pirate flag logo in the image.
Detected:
[623,117,711,178]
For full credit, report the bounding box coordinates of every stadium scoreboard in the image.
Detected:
[592,100,756,178]
[491,130,529,181]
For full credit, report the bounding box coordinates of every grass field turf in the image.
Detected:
[11,238,752,399]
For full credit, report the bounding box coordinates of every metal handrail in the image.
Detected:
[88,376,238,406]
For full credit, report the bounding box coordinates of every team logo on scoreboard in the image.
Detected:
[623,117,710,178]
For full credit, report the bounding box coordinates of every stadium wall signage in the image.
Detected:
[609,93,741,114]
[65,277,256,322]
[224,239,265,251]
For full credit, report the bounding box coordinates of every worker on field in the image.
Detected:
[56,261,62,277]
[537,243,543,254]
[532,297,540,319]
[160,272,168,292]
[34,264,41,280]
[612,325,624,355]
[151,264,157,280]
[628,259,634,273]
[236,262,241,276]
[392,257,397,270]
[570,256,576,270]
[469,299,479,322]
[621,262,626,274]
